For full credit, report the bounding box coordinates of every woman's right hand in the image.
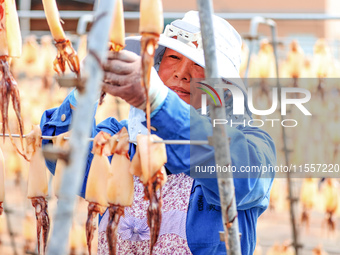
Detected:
[102,50,146,108]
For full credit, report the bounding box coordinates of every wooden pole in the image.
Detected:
[46,0,116,254]
[196,1,241,254]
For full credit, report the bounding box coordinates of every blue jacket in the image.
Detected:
[40,89,276,255]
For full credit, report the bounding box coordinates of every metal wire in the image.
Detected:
[17,10,340,21]
[0,134,209,145]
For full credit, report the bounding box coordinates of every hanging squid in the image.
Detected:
[42,0,80,76]
[312,39,332,100]
[85,131,111,255]
[106,127,134,255]
[26,125,50,255]
[285,40,305,88]
[0,0,25,153]
[322,178,339,234]
[52,131,70,198]
[299,178,317,232]
[130,134,167,253]
[100,0,125,105]
[139,0,163,128]
[23,213,36,253]
[256,39,275,99]
[69,223,83,255]
[312,245,329,255]
[0,148,4,215]
[139,0,164,253]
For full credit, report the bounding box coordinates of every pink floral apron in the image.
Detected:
[97,173,194,254]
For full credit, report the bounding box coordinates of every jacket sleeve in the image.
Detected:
[40,92,78,175]
[149,89,276,210]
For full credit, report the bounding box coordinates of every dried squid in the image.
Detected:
[130,134,167,253]
[139,0,164,252]
[106,127,134,255]
[100,0,125,105]
[85,131,111,255]
[0,0,25,153]
[0,148,4,215]
[299,178,317,232]
[26,125,50,254]
[322,179,339,234]
[42,0,80,76]
[312,39,332,100]
[52,131,70,198]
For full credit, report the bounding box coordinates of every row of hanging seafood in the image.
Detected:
[0,0,340,255]
[0,0,167,254]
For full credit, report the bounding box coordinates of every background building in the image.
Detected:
[18,0,340,57]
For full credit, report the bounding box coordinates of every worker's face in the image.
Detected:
[158,48,205,109]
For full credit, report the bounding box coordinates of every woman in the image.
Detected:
[41,11,276,255]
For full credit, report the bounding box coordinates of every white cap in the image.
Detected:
[172,11,242,74]
[125,10,245,92]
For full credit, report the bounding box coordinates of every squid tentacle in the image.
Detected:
[106,205,124,255]
[0,57,27,160]
[54,40,80,77]
[86,203,102,255]
[31,197,50,255]
[7,69,23,137]
[0,57,10,141]
[326,211,336,233]
[144,169,164,254]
